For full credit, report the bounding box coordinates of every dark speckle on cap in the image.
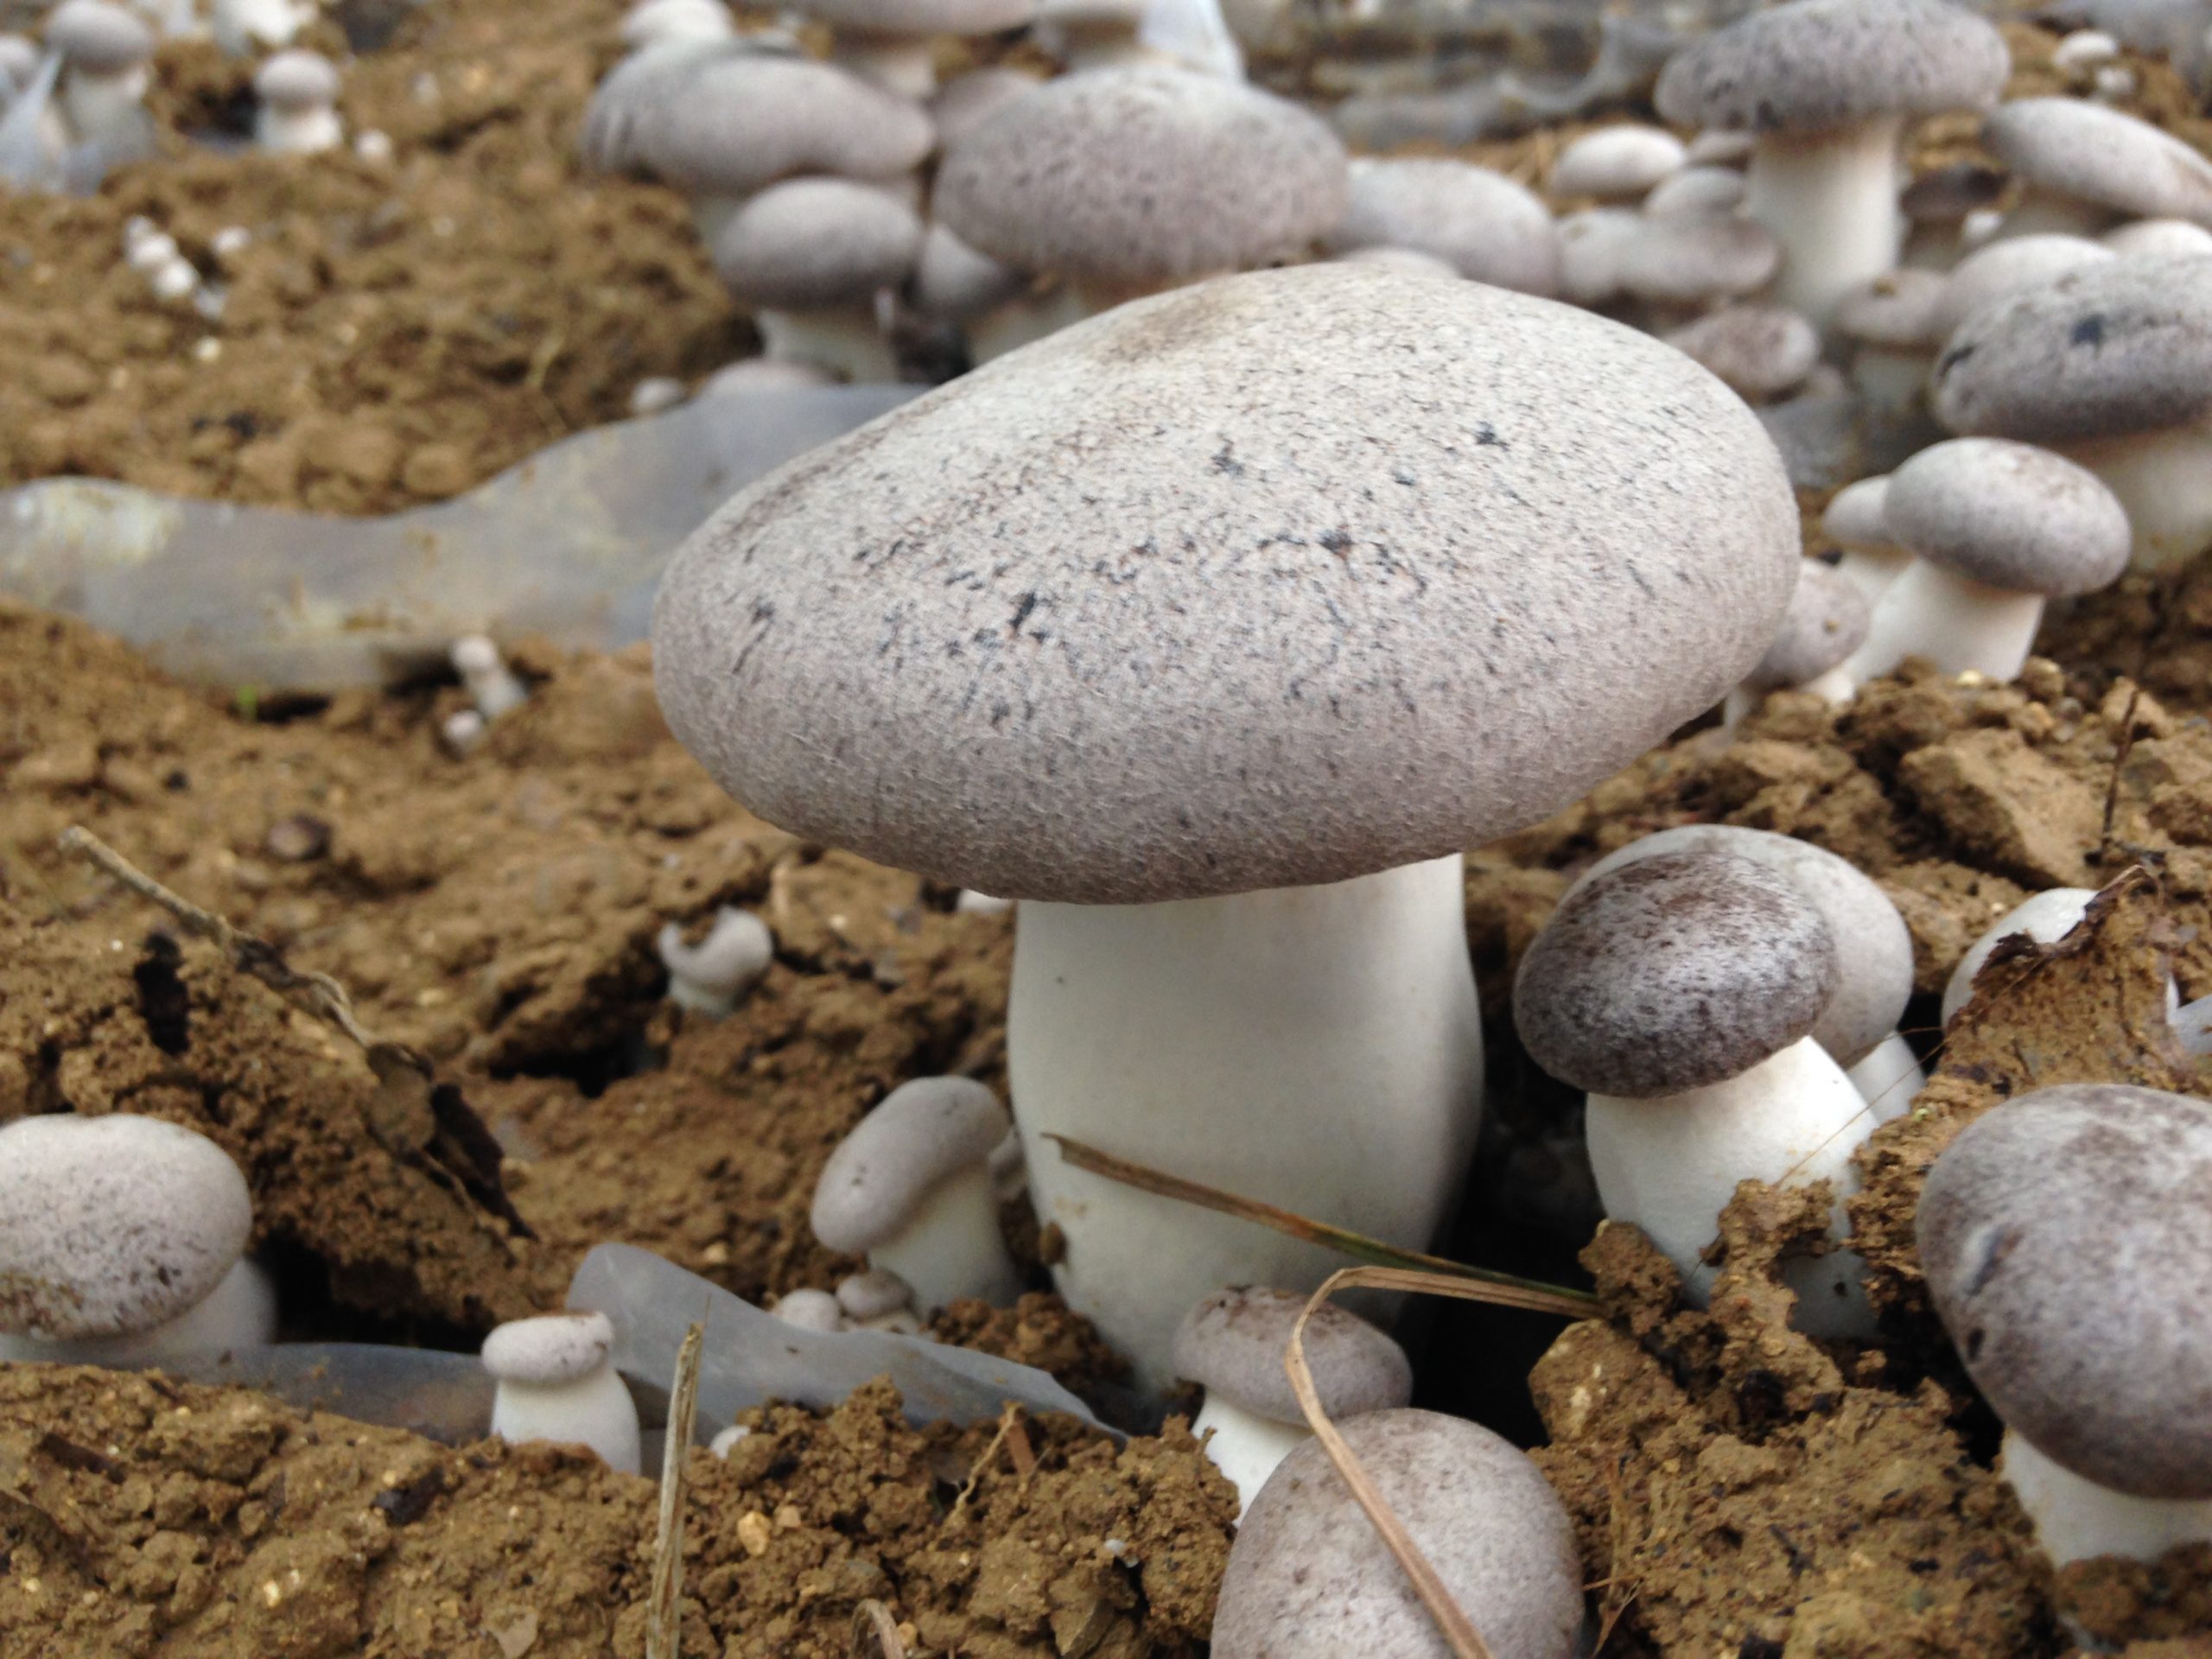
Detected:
[1172,1286,1412,1425]
[1917,1084,2212,1498]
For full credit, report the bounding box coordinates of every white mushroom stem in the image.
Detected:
[1844,1029,1924,1122]
[830,35,938,99]
[1831,542,1915,607]
[490,1363,642,1475]
[657,906,772,1016]
[452,634,527,719]
[755,306,899,385]
[1742,114,1906,326]
[1584,1035,1875,1338]
[1848,346,1932,411]
[2002,1429,2212,1567]
[1008,854,1483,1396]
[868,1163,1022,1313]
[1193,1395,1311,1515]
[965,284,1093,364]
[59,63,149,148]
[0,1257,278,1364]
[1842,560,2045,687]
[2056,418,2212,573]
[255,102,341,155]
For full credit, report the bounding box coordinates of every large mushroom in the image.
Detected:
[652,264,1800,1389]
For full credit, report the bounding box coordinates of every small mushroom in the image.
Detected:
[792,0,1033,99]
[620,0,738,52]
[1662,303,1821,404]
[710,175,922,382]
[1982,97,2212,240]
[482,1311,642,1474]
[1722,556,1869,724]
[836,1266,920,1331]
[1936,886,2185,1027]
[1612,212,1782,323]
[656,906,772,1016]
[48,0,153,156]
[1821,473,1911,601]
[1322,156,1558,295]
[451,633,527,720]
[1833,266,1947,410]
[771,1287,846,1330]
[213,0,315,58]
[1547,123,1687,203]
[810,1077,1021,1311]
[1642,163,1748,218]
[253,48,341,156]
[1899,160,2006,269]
[1917,1084,2212,1565]
[1172,1286,1410,1514]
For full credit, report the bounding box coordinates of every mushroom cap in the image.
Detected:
[773,1287,846,1330]
[1172,1287,1412,1425]
[1821,474,1892,548]
[1515,849,1839,1098]
[0,35,40,90]
[929,66,1045,150]
[1741,558,1872,690]
[1933,253,2212,442]
[652,265,1802,904]
[1901,160,2006,222]
[711,178,924,309]
[1614,213,1780,306]
[1548,124,1688,200]
[912,220,1029,321]
[1322,157,1558,296]
[1917,1083,2212,1499]
[482,1311,616,1384]
[1984,98,2212,227]
[2103,219,2212,259]
[1211,1409,1583,1659]
[1654,0,2010,136]
[0,1115,251,1340]
[1936,233,2113,338]
[1834,267,1948,350]
[1569,823,1909,1067]
[254,48,339,108]
[1882,437,2131,596]
[800,0,1033,38]
[1662,303,1821,403]
[810,1077,1009,1252]
[1643,164,1748,219]
[933,66,1348,289]
[836,1267,917,1320]
[46,0,152,70]
[1554,207,1643,306]
[582,45,935,195]
[1686,128,1756,165]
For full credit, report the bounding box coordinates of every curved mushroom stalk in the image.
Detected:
[755,306,901,385]
[868,1164,1022,1313]
[1844,1029,1924,1121]
[1009,854,1482,1397]
[2002,1429,2212,1567]
[2057,417,2212,573]
[489,1364,643,1475]
[1739,116,1905,325]
[1843,561,2046,685]
[1192,1396,1311,1513]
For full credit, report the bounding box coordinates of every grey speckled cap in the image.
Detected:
[255,49,339,109]
[46,0,151,70]
[1173,1287,1412,1425]
[810,1077,1009,1251]
[912,221,1028,321]
[930,66,1044,149]
[653,265,1801,904]
[1212,1409,1583,1659]
[1984,98,2212,228]
[1663,303,1820,403]
[481,1311,616,1384]
[711,179,924,309]
[1654,0,2009,136]
[1917,1084,2212,1498]
[1516,849,1839,1097]
[1615,213,1780,306]
[933,67,1348,289]
[801,0,1033,38]
[1741,559,1871,690]
[1936,234,2113,337]
[1883,437,2131,595]
[0,1115,251,1340]
[1322,157,1559,296]
[1933,254,2212,443]
[1822,474,1891,547]
[1569,824,1909,1067]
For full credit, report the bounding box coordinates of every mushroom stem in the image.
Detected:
[1845,1029,1924,1121]
[868,1163,1023,1313]
[489,1364,643,1475]
[1192,1395,1312,1515]
[2056,417,2212,572]
[0,1257,278,1365]
[1742,114,1905,326]
[1848,346,1931,411]
[1830,542,1914,607]
[2002,1428,2212,1567]
[1842,560,2045,686]
[255,104,340,156]
[58,64,147,148]
[964,283,1093,363]
[754,305,899,384]
[1993,189,2114,242]
[1008,854,1482,1395]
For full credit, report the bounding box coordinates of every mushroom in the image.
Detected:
[1029,0,1155,70]
[481,1311,643,1474]
[1172,1286,1411,1514]
[810,1077,1022,1312]
[1841,437,2131,685]
[1547,124,1687,203]
[2103,219,2212,259]
[771,1287,846,1330]
[451,633,527,719]
[1723,556,1869,723]
[47,0,153,155]
[1821,473,1910,601]
[836,1267,921,1332]
[793,0,1033,99]
[1931,253,2212,570]
[1934,233,2113,340]
[1938,885,2181,1027]
[1611,211,1782,323]
[1917,1084,2212,1565]
[212,0,314,57]
[1321,157,1559,296]
[0,1114,277,1363]
[1642,163,1748,218]
[1832,266,1947,410]
[709,176,923,382]
[910,220,1032,335]
[1211,1409,1585,1659]
[1514,850,1877,1332]
[652,264,1800,1390]
[1982,98,2212,240]
[252,48,341,156]
[1662,303,1821,404]
[656,906,772,1016]
[1654,0,2011,324]
[620,0,738,52]
[1554,207,1645,307]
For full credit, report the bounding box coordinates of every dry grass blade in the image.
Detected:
[647,1322,706,1659]
[1046,1135,1595,1315]
[850,1600,908,1658]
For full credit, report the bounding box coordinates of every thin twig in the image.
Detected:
[647,1322,706,1659]
[949,1402,1026,1524]
[2099,687,2143,867]
[1046,1135,1596,1316]
[850,1600,907,1659]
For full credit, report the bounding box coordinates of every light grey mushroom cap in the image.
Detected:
[1687,128,1756,165]
[712,178,924,309]
[254,48,339,109]
[1822,474,1891,547]
[482,1311,616,1384]
[1548,124,1688,200]
[773,1287,845,1331]
[1654,0,2010,136]
[929,66,1045,149]
[2103,219,2212,259]
[1212,1409,1584,1659]
[1917,1084,2212,1499]
[1322,157,1558,296]
[1555,207,1643,306]
[801,0,1033,38]
[1883,436,2131,595]
[912,220,1029,321]
[1933,254,2212,442]
[933,67,1348,289]
[1516,849,1839,1097]
[1936,234,2113,337]
[652,265,1802,904]
[47,0,152,71]
[1615,213,1780,305]
[810,1077,1010,1251]
[1984,98,2212,227]
[0,1115,252,1340]
[1643,164,1747,218]
[1902,160,2005,223]
[836,1267,917,1320]
[1834,267,1949,350]
[1173,1287,1412,1424]
[1570,823,1909,1067]
[1742,559,1872,689]
[1663,303,1820,403]
[702,357,837,397]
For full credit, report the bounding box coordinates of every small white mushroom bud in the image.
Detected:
[450,633,527,720]
[441,709,486,754]
[836,1267,917,1323]
[656,906,772,1016]
[252,48,342,156]
[709,1423,753,1457]
[209,224,252,259]
[954,889,1012,916]
[771,1287,845,1331]
[149,254,199,302]
[2051,28,2120,69]
[124,228,177,272]
[353,128,393,163]
[482,1311,641,1474]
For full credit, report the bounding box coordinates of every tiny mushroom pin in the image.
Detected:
[482,1311,643,1474]
[1833,266,1948,410]
[253,48,341,156]
[657,906,772,1016]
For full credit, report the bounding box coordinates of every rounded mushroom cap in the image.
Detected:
[1211,1409,1583,1659]
[1569,823,1909,1067]
[1834,267,1949,351]
[1882,437,2131,596]
[929,66,1044,150]
[1172,1287,1412,1424]
[1933,253,2212,442]
[0,35,40,91]
[810,1077,1010,1252]
[1936,234,2113,338]
[1741,558,1872,689]
[1615,213,1780,306]
[254,48,339,108]
[1654,0,2010,136]
[1322,157,1558,295]
[1984,98,2212,227]
[1515,849,1839,1098]
[1554,207,1643,306]
[482,1311,616,1384]
[1662,303,1820,403]
[653,264,1802,904]
[836,1267,917,1321]
[46,0,152,70]
[1917,1083,2212,1499]
[2104,219,2212,260]
[0,1115,252,1340]
[1548,124,1688,200]
[1822,474,1892,549]
[1643,163,1748,219]
[933,66,1348,289]
[711,178,924,309]
[800,0,1032,37]
[1902,160,2006,223]
[912,220,1028,321]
